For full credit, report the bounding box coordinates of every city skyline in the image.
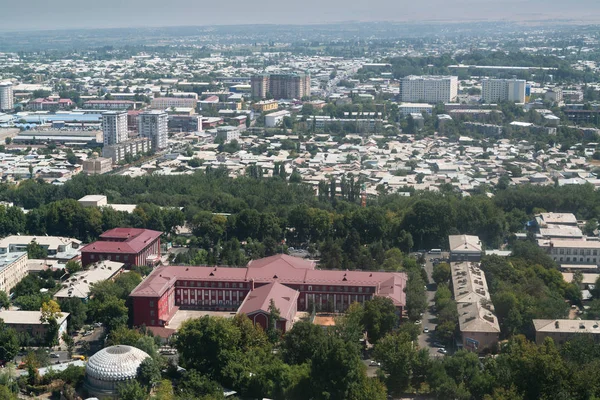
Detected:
[1,0,600,31]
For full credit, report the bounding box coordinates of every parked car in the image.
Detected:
[369,360,381,367]
[423,327,430,333]
[50,353,60,358]
[433,342,444,348]
[437,348,447,354]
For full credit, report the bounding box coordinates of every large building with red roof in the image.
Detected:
[80,228,162,267]
[130,254,407,331]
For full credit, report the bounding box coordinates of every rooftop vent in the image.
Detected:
[555,321,560,328]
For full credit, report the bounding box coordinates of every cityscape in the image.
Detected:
[0,9,599,400]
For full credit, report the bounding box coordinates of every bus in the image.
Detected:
[429,249,442,255]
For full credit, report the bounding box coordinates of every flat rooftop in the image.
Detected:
[0,310,69,325]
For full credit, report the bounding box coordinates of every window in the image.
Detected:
[116,255,120,261]
[124,255,129,261]
[232,283,237,288]
[150,310,155,316]
[225,283,229,288]
[559,249,565,255]
[218,282,222,288]
[150,320,155,325]
[90,254,95,260]
[149,301,154,307]
[594,250,598,256]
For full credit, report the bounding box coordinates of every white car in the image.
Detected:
[423,327,430,333]
[369,361,381,367]
[437,348,447,354]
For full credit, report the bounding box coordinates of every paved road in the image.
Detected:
[416,252,449,357]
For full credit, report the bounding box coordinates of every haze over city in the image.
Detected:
[1,0,600,31]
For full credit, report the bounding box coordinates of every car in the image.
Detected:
[437,348,447,354]
[433,342,444,348]
[50,353,59,358]
[94,322,103,327]
[369,361,381,367]
[83,331,93,337]
[160,349,177,355]
[423,327,430,333]
[424,285,428,291]
[414,320,422,325]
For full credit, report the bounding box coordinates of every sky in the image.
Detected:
[1,0,599,31]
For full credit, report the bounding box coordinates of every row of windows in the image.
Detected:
[89,254,130,262]
[553,248,599,256]
[554,256,597,264]
[179,281,249,289]
[176,281,374,293]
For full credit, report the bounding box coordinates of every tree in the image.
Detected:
[0,320,19,363]
[26,241,47,259]
[405,270,427,321]
[40,300,62,324]
[432,262,451,285]
[362,297,398,344]
[152,380,175,400]
[0,292,9,310]
[65,260,82,275]
[281,321,326,365]
[62,332,74,359]
[138,357,161,389]
[117,380,148,400]
[267,299,281,343]
[58,298,87,333]
[88,295,128,331]
[178,370,225,400]
[374,332,416,394]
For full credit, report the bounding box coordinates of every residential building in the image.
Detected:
[251,73,310,100]
[78,195,108,208]
[0,82,14,111]
[150,97,197,110]
[451,262,490,304]
[102,137,150,164]
[253,100,279,112]
[216,126,241,143]
[0,235,81,258]
[54,260,124,300]
[0,310,69,346]
[83,156,113,175]
[533,319,600,345]
[168,115,202,133]
[457,301,500,352]
[0,252,28,294]
[398,103,433,115]
[545,88,563,104]
[80,228,162,267]
[265,110,291,128]
[28,98,74,111]
[562,90,584,102]
[399,75,458,103]
[83,100,135,110]
[482,79,526,103]
[449,235,483,262]
[539,239,600,266]
[311,116,382,132]
[130,254,407,327]
[139,110,168,151]
[102,111,128,146]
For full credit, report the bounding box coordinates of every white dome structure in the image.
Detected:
[84,345,150,399]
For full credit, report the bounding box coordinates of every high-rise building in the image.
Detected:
[139,110,168,151]
[0,82,14,111]
[251,73,310,100]
[482,79,526,103]
[102,111,128,146]
[399,75,458,103]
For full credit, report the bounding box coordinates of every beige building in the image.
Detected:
[150,97,197,110]
[0,235,81,257]
[251,73,310,100]
[253,100,279,112]
[0,252,28,294]
[458,301,500,352]
[540,239,600,265]
[83,157,113,174]
[533,319,600,345]
[54,260,124,300]
[102,137,151,164]
[0,310,69,346]
[399,75,458,103]
[449,235,483,262]
[78,195,108,208]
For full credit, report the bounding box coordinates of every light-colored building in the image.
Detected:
[0,252,28,294]
[54,260,124,300]
[458,301,500,352]
[83,156,113,175]
[265,110,291,128]
[539,239,600,266]
[0,82,14,111]
[449,235,483,262]
[0,235,81,257]
[150,97,197,110]
[139,110,168,150]
[253,100,279,112]
[535,212,578,227]
[0,310,69,346]
[216,126,241,143]
[545,88,563,104]
[102,137,151,164]
[482,79,526,103]
[399,75,458,103]
[251,73,310,100]
[83,100,135,110]
[78,195,108,208]
[533,319,600,345]
[398,103,433,115]
[102,111,128,146]
[451,262,490,304]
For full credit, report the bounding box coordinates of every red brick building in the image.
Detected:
[80,228,162,267]
[130,254,407,328]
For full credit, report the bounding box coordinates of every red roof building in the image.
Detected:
[130,254,407,329]
[80,228,162,267]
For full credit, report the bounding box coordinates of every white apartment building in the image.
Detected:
[265,110,291,128]
[400,75,458,103]
[540,239,600,266]
[398,103,433,115]
[102,137,151,163]
[139,110,168,150]
[482,79,526,103]
[0,82,14,111]
[0,252,28,294]
[102,111,128,146]
[150,97,197,110]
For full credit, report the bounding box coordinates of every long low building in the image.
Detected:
[130,254,407,328]
[80,228,161,267]
[0,310,69,346]
[539,238,600,266]
[0,235,81,259]
[533,319,600,345]
[54,260,125,300]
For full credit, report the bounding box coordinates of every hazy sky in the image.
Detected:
[1,0,599,31]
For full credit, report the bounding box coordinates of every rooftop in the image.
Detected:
[533,319,600,335]
[54,260,125,299]
[0,310,69,325]
[451,262,491,303]
[80,228,162,254]
[458,301,500,333]
[449,234,482,253]
[238,281,299,321]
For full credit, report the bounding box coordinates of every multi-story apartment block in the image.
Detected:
[399,75,458,103]
[251,73,310,100]
[482,79,526,103]
[84,100,135,110]
[102,111,128,146]
[139,110,168,151]
[0,252,28,294]
[102,137,150,164]
[150,97,197,110]
[0,82,14,111]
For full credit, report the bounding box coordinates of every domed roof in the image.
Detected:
[86,345,150,382]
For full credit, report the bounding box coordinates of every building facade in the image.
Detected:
[150,97,197,110]
[400,75,458,103]
[83,157,113,175]
[80,228,161,267]
[533,319,600,345]
[482,79,526,103]
[0,310,69,346]
[139,110,168,151]
[251,73,310,100]
[130,254,407,327]
[0,82,14,112]
[102,137,150,164]
[84,100,135,110]
[102,111,128,146]
[0,252,28,294]
[449,234,483,262]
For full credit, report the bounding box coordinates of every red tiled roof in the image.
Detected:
[238,282,298,321]
[247,254,315,270]
[80,228,162,254]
